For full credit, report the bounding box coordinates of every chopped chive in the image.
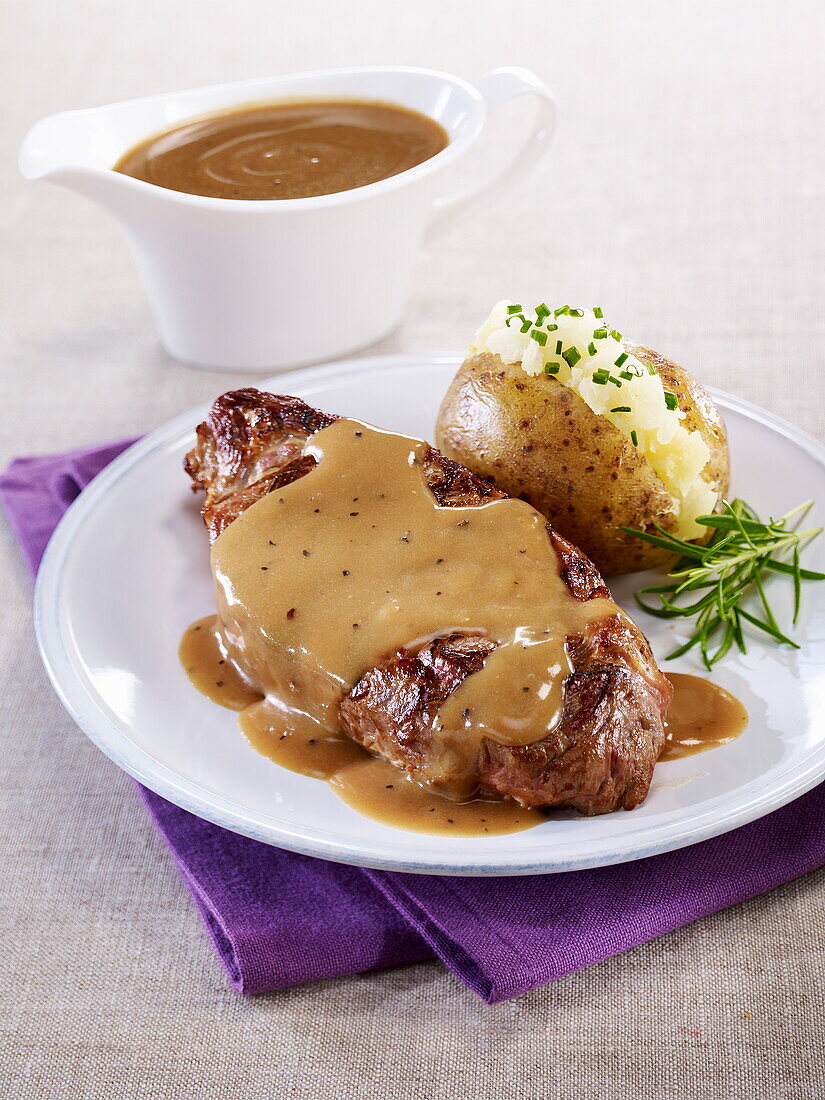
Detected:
[520,319,531,333]
[593,306,604,318]
[544,363,560,374]
[506,304,523,314]
[630,430,639,447]
[592,369,610,385]
[535,303,550,323]
[588,342,598,356]
[611,329,622,341]
[664,391,678,410]
[619,370,634,381]
[608,375,622,386]
[554,305,570,317]
[562,346,581,368]
[555,339,563,355]
[592,327,608,340]
[611,406,632,413]
[570,308,585,317]
[614,352,629,368]
[546,323,559,332]
[505,313,526,328]
[530,329,548,346]
[647,363,656,375]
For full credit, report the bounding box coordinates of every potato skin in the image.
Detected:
[435,348,729,576]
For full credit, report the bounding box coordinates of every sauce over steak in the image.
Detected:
[184,389,672,818]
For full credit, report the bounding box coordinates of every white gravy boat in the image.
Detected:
[20,66,555,372]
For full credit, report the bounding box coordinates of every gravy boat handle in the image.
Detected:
[426,66,556,239]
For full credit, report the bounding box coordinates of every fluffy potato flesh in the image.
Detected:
[435,349,730,576]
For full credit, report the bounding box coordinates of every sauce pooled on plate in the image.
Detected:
[661,673,748,760]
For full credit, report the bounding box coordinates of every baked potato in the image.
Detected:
[435,303,729,576]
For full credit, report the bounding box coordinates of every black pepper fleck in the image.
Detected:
[350,512,359,517]
[302,549,310,557]
[342,570,350,576]
[216,681,223,688]
[286,608,296,619]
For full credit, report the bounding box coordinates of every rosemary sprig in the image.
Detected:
[622,499,825,669]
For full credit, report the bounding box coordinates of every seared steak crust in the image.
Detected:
[479,617,666,813]
[186,389,671,814]
[340,616,666,815]
[547,528,611,602]
[184,389,336,541]
[340,632,497,764]
[186,388,505,542]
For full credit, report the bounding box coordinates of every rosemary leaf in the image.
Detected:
[624,498,823,668]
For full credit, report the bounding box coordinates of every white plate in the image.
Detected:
[35,355,825,875]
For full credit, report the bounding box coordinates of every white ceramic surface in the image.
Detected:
[35,355,825,875]
[19,68,555,371]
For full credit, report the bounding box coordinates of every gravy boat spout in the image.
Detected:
[19,68,556,371]
[19,106,143,210]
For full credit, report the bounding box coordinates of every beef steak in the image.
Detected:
[186,388,672,815]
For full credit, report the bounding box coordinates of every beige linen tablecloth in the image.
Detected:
[1,1,823,1096]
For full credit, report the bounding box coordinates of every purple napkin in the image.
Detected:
[3,440,825,1004]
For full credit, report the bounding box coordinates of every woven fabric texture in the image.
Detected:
[1,0,823,1095]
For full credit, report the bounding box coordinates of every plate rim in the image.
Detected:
[34,352,825,875]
